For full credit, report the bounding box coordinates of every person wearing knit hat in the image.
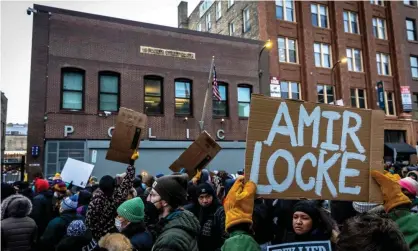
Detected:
[53,172,62,181]
[67,220,87,236]
[147,173,200,251]
[34,178,50,193]
[115,197,153,250]
[41,194,83,251]
[352,202,382,214]
[399,177,418,198]
[56,220,98,251]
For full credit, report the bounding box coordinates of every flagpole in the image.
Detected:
[199,56,215,132]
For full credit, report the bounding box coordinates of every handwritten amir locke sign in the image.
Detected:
[140,46,196,60]
[245,95,384,202]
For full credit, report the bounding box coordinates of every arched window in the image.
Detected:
[99,71,120,112]
[144,75,164,115]
[61,68,85,111]
[174,78,192,116]
[237,84,252,117]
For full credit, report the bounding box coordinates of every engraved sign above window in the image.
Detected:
[140,46,196,60]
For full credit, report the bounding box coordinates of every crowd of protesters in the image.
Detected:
[1,152,418,251]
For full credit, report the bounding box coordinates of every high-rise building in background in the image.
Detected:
[180,0,418,154]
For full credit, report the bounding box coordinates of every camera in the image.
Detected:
[27,7,38,15]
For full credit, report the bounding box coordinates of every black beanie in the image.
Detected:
[293,200,320,229]
[78,190,92,206]
[152,173,189,208]
[99,175,115,196]
[196,182,216,197]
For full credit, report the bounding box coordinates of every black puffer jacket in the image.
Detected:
[30,190,54,237]
[1,194,38,251]
[152,209,200,251]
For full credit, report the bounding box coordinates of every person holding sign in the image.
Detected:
[85,151,139,241]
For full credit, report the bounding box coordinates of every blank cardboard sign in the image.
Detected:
[245,95,384,202]
[106,107,147,164]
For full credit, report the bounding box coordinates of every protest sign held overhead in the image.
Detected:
[61,158,95,188]
[245,95,384,202]
[169,131,221,178]
[106,107,147,164]
[267,240,332,251]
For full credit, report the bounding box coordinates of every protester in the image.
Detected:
[1,182,16,201]
[147,173,200,251]
[40,194,82,251]
[194,182,227,251]
[399,177,418,201]
[1,194,38,251]
[30,178,53,239]
[86,152,138,241]
[98,233,133,251]
[133,176,145,197]
[77,190,92,219]
[116,197,153,250]
[221,176,260,251]
[407,170,418,180]
[352,202,384,215]
[56,220,99,251]
[13,181,33,201]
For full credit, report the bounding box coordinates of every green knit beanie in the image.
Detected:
[117,197,145,223]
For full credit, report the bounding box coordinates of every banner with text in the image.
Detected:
[245,95,384,202]
[267,240,332,251]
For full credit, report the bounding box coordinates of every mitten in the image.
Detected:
[224,176,256,232]
[129,151,139,166]
[371,170,411,212]
[192,169,202,184]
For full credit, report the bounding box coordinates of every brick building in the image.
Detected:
[27,4,266,178]
[181,0,418,159]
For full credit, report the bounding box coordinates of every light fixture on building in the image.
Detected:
[221,118,225,123]
[44,115,48,121]
[184,117,188,122]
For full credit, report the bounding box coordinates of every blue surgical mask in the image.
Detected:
[115,218,123,232]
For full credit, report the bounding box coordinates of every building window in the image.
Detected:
[45,141,85,178]
[216,1,222,20]
[346,48,363,72]
[279,81,301,100]
[412,94,418,119]
[385,91,396,116]
[206,13,211,31]
[343,11,359,34]
[351,88,367,109]
[175,79,192,116]
[411,56,418,79]
[197,23,202,31]
[61,68,84,110]
[317,84,334,104]
[243,7,251,33]
[213,83,228,117]
[99,72,119,112]
[276,0,295,22]
[406,19,417,41]
[314,43,331,68]
[311,4,328,28]
[372,18,387,39]
[144,76,163,115]
[370,0,384,6]
[404,0,418,6]
[376,53,391,76]
[228,0,234,8]
[278,37,298,63]
[237,85,252,117]
[229,22,235,36]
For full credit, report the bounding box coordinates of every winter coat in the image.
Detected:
[56,230,99,251]
[85,165,135,241]
[1,194,38,251]
[221,230,260,251]
[252,199,275,245]
[40,210,83,251]
[152,209,200,251]
[197,204,227,251]
[30,190,54,237]
[121,221,153,251]
[390,208,418,250]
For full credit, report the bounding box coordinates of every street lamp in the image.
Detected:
[258,40,273,84]
[331,57,347,100]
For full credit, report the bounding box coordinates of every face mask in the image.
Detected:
[115,218,123,232]
[389,169,395,174]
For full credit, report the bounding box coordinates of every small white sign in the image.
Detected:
[91,150,97,164]
[61,158,94,188]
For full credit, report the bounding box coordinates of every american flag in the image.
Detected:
[212,64,221,101]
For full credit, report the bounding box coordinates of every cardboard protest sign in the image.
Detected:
[106,107,147,164]
[267,240,332,251]
[169,131,221,178]
[61,158,94,188]
[245,95,384,202]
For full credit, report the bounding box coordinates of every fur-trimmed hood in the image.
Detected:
[1,194,33,220]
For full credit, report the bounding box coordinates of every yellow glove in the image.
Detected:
[371,170,411,212]
[129,151,139,165]
[224,176,256,232]
[192,169,202,184]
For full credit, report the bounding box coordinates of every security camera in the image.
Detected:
[27,7,38,15]
[104,111,112,117]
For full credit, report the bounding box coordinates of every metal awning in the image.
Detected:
[384,143,416,155]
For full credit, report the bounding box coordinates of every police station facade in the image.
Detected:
[27,5,266,178]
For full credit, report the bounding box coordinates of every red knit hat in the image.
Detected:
[35,179,49,193]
